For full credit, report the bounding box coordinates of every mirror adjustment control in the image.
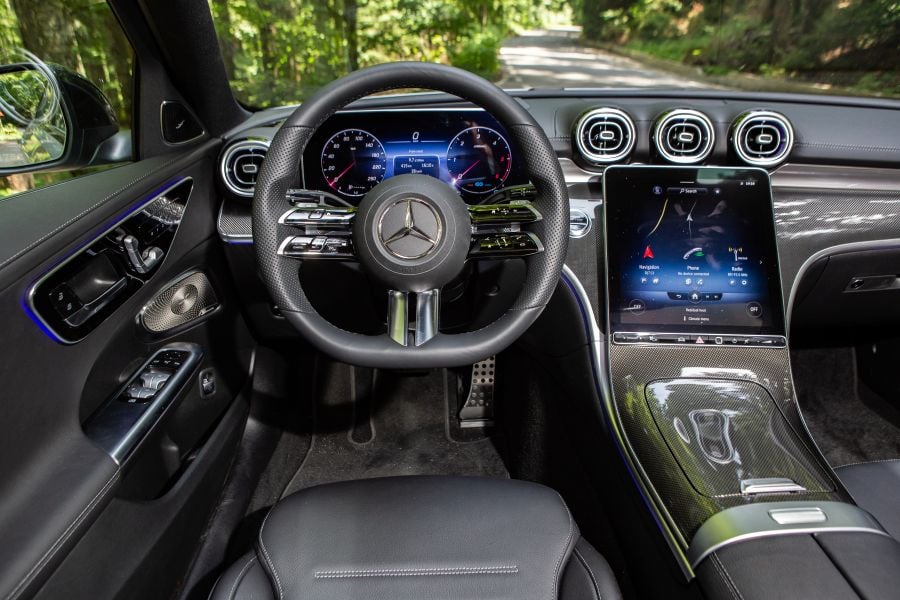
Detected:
[48,283,82,318]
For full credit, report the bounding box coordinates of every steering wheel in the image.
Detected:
[253,62,568,368]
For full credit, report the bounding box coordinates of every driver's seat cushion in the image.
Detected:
[209,476,622,600]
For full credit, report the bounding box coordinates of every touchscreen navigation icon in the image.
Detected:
[643,245,654,259]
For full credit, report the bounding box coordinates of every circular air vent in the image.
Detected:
[731,110,793,167]
[220,140,269,197]
[653,109,715,164]
[574,107,636,165]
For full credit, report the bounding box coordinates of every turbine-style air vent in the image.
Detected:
[574,107,636,165]
[220,140,269,197]
[731,110,794,167]
[653,109,715,164]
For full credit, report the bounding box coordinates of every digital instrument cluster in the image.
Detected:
[303,109,527,203]
[604,166,786,341]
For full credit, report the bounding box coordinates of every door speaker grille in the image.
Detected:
[141,271,219,333]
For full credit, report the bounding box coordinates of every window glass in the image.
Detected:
[0,0,133,199]
[209,0,898,107]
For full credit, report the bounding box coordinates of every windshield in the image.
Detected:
[210,0,899,107]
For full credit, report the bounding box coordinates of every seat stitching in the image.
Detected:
[4,471,120,600]
[228,556,257,600]
[0,156,184,271]
[314,566,519,578]
[572,546,603,600]
[551,490,577,600]
[834,458,900,470]
[712,554,745,600]
[257,509,284,600]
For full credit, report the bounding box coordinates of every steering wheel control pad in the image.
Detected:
[354,175,470,292]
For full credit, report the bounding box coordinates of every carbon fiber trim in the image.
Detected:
[645,379,832,498]
[217,201,252,242]
[775,186,900,301]
[607,344,846,541]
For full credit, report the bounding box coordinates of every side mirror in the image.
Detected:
[0,56,128,175]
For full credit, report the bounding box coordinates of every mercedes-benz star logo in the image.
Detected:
[377,198,443,260]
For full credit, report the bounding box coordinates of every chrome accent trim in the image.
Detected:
[768,507,827,525]
[653,109,715,164]
[25,177,192,345]
[159,100,205,146]
[772,163,900,191]
[560,265,694,579]
[687,501,889,568]
[740,477,807,496]
[414,289,440,346]
[569,208,592,238]
[278,206,356,227]
[84,343,203,464]
[220,139,269,197]
[731,110,794,167]
[574,107,636,164]
[387,290,409,346]
[378,198,443,260]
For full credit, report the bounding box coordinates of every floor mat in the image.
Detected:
[793,347,900,467]
[280,363,508,497]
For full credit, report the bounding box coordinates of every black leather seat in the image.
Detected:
[210,476,621,600]
[835,459,900,539]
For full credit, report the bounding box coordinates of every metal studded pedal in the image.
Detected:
[459,356,496,428]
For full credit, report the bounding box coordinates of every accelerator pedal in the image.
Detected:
[459,356,496,428]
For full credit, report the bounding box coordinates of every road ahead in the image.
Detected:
[497,27,712,90]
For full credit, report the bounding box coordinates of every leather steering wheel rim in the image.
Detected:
[252,62,568,368]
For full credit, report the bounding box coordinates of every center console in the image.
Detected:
[598,167,896,591]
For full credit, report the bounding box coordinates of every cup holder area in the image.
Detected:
[645,378,833,498]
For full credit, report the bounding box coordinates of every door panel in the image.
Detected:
[0,145,253,600]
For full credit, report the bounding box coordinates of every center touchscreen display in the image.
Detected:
[604,166,785,336]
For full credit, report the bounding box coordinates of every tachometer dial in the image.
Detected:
[446,126,512,194]
[321,129,386,197]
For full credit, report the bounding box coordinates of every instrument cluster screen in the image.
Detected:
[303,109,528,203]
[604,166,785,336]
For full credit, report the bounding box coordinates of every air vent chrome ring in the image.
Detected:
[220,139,270,197]
[574,107,636,165]
[731,110,794,167]
[653,109,715,164]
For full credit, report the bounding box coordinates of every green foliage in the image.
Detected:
[577,0,900,98]
[209,0,567,107]
[448,28,503,79]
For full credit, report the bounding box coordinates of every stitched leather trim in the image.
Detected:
[314,566,519,579]
[835,458,900,470]
[228,556,257,600]
[4,471,120,600]
[572,546,602,600]
[0,156,186,272]
[257,509,285,600]
[551,490,578,600]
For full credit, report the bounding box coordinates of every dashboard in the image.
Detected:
[301,109,528,203]
[217,90,900,340]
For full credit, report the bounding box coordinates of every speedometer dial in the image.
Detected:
[321,129,386,197]
[446,126,512,194]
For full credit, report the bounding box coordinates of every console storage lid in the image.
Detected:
[696,530,900,600]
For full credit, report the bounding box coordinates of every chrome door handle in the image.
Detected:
[123,234,163,274]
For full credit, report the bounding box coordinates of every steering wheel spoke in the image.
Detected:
[386,289,441,347]
[467,201,544,259]
[276,205,357,260]
[277,234,355,259]
[468,202,541,226]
